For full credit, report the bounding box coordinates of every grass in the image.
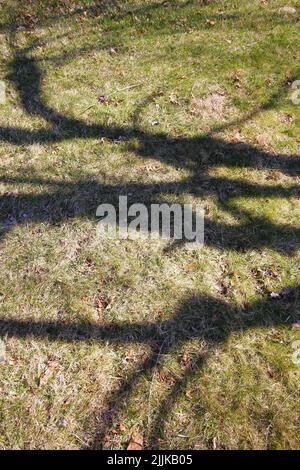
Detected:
[0,0,299,450]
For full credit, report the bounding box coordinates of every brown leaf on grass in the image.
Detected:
[127,432,144,450]
[266,170,282,181]
[39,367,53,386]
[85,257,96,270]
[95,295,108,309]
[97,95,110,104]
[180,352,190,369]
[185,389,193,400]
[135,162,162,174]
[112,422,126,435]
[38,360,58,386]
[169,93,180,105]
[95,295,110,323]
[283,113,294,123]
[33,265,47,275]
[155,310,166,320]
[185,263,198,272]
[119,423,126,433]
[127,442,143,450]
[157,371,175,385]
[232,71,243,82]
[229,130,242,142]
[102,435,111,450]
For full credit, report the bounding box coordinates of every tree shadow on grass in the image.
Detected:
[0,286,298,448]
[0,33,299,448]
[0,175,299,254]
[88,288,299,449]
[1,1,170,33]
[0,48,299,252]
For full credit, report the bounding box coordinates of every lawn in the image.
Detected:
[0,0,299,450]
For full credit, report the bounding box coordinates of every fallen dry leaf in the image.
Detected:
[127,432,143,450]
[266,170,282,181]
[169,93,180,105]
[185,263,198,272]
[97,95,111,104]
[95,295,110,323]
[180,352,190,369]
[284,113,294,123]
[119,423,126,433]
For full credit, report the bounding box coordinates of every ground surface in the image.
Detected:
[0,0,299,449]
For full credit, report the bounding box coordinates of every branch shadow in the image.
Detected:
[0,22,299,448]
[1,48,299,252]
[0,287,298,448]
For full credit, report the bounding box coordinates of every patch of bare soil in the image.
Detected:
[190,91,233,121]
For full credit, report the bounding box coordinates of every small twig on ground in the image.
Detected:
[81,104,96,114]
[81,82,143,114]
[106,82,143,97]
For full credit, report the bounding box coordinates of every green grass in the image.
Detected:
[0,0,299,449]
